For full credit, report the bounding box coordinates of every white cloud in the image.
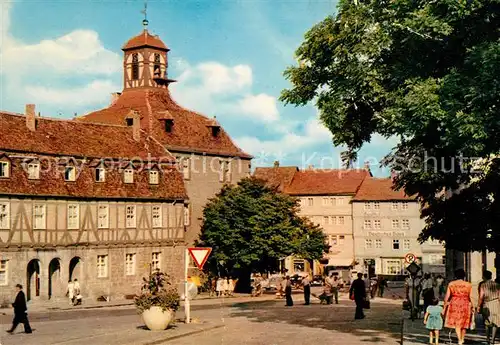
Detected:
[25,80,120,108]
[170,61,279,123]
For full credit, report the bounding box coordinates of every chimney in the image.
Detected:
[110,92,122,106]
[273,161,279,168]
[391,170,398,182]
[26,104,36,131]
[308,165,314,170]
[126,111,141,142]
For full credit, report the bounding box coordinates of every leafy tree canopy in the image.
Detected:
[197,177,328,277]
[281,0,500,251]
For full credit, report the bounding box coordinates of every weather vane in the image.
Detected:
[141,0,149,29]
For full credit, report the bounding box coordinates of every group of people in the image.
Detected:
[421,269,500,345]
[209,277,236,297]
[67,279,82,306]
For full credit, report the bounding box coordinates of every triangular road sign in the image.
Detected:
[188,247,212,270]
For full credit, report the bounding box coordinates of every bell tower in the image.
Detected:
[121,2,175,90]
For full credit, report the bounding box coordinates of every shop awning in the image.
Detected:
[327,258,354,267]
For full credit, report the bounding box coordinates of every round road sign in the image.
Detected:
[404,253,416,264]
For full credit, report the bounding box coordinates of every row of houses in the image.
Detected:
[255,163,446,281]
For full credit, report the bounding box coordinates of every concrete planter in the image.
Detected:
[142,306,174,331]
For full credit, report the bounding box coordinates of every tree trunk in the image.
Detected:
[235,268,252,293]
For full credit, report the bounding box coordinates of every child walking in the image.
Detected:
[424,298,444,345]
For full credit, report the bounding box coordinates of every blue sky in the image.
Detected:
[0,0,395,176]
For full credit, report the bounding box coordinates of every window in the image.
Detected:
[64,166,76,181]
[365,239,373,249]
[125,253,136,276]
[33,204,46,229]
[0,162,9,178]
[307,198,313,206]
[375,239,382,248]
[151,252,161,271]
[0,260,7,286]
[323,216,329,225]
[0,203,9,229]
[67,204,79,229]
[97,205,109,229]
[322,198,329,206]
[338,235,345,245]
[164,119,173,133]
[404,239,411,249]
[126,206,136,228]
[183,159,191,180]
[330,236,338,246]
[337,198,344,205]
[27,163,40,180]
[124,169,134,183]
[224,161,231,183]
[131,53,139,80]
[330,198,336,206]
[97,255,108,278]
[364,202,371,210]
[392,202,399,210]
[392,239,400,250]
[401,202,409,210]
[153,53,161,77]
[338,216,345,225]
[95,167,105,182]
[126,118,133,127]
[218,160,226,183]
[149,170,159,185]
[386,260,401,275]
[330,216,337,225]
[364,220,372,229]
[392,219,399,229]
[184,205,190,226]
[152,205,162,228]
[373,202,380,210]
[402,219,410,229]
[373,219,381,229]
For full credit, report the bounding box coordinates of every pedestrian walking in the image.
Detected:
[477,270,500,345]
[222,277,229,296]
[209,277,216,297]
[363,274,371,302]
[424,298,444,345]
[6,284,32,334]
[228,277,235,297]
[67,280,75,305]
[443,269,473,345]
[321,277,333,304]
[436,275,445,298]
[329,275,340,304]
[378,278,388,297]
[216,277,223,297]
[302,274,311,305]
[73,279,82,306]
[285,276,293,307]
[421,273,435,313]
[349,273,366,320]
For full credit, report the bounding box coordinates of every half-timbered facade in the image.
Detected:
[0,107,188,302]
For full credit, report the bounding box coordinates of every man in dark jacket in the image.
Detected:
[7,284,32,334]
[349,273,366,320]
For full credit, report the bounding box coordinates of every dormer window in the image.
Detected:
[27,163,40,180]
[165,119,173,133]
[131,53,139,80]
[0,161,10,178]
[211,126,220,137]
[64,166,76,181]
[149,170,159,185]
[95,167,105,182]
[124,169,134,183]
[126,118,134,127]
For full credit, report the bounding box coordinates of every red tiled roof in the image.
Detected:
[0,112,174,161]
[254,166,369,195]
[122,30,168,51]
[254,166,298,192]
[352,178,415,201]
[0,155,187,200]
[285,169,370,195]
[76,88,252,159]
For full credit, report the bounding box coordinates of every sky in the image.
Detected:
[0,0,396,176]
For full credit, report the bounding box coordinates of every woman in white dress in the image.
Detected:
[228,278,235,296]
[222,277,229,296]
[216,277,223,297]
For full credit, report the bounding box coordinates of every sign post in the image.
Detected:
[184,247,212,324]
[406,261,421,321]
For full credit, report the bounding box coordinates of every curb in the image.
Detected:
[142,324,225,345]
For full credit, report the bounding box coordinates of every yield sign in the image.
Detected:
[188,247,212,270]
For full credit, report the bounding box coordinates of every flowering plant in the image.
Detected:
[134,270,180,313]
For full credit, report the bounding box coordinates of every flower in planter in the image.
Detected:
[135,270,180,313]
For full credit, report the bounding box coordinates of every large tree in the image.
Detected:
[281,0,500,251]
[197,177,327,290]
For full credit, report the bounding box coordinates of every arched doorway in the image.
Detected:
[69,257,82,281]
[48,258,61,300]
[27,259,41,301]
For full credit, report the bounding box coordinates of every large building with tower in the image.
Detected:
[0,22,251,302]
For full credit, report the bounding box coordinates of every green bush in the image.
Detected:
[134,270,180,313]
